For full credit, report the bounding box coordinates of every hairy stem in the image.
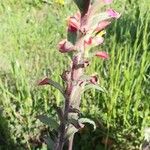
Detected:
[55,14,86,149]
[68,135,74,150]
[54,96,70,150]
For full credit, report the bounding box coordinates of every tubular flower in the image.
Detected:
[58,39,75,53]
[107,9,121,19]
[95,51,109,59]
[67,12,81,32]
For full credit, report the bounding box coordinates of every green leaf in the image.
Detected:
[37,115,59,129]
[0,107,3,114]
[84,84,106,92]
[54,106,63,122]
[78,118,96,130]
[73,0,90,14]
[43,136,54,150]
[38,78,65,96]
[49,81,64,95]
[65,125,79,140]
[67,31,77,45]
[68,118,84,129]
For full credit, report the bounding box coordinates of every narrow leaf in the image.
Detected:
[73,0,90,15]
[78,118,96,130]
[37,115,59,129]
[67,31,77,45]
[43,136,54,150]
[38,78,64,95]
[69,118,84,129]
[65,125,79,140]
[54,106,64,122]
[84,84,106,92]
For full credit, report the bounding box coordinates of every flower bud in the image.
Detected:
[90,75,98,84]
[58,39,75,53]
[67,12,81,32]
[107,9,121,19]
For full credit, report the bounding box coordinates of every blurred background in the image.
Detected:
[0,0,150,149]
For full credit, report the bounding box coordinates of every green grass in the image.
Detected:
[0,0,150,149]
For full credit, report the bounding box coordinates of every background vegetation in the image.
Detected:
[0,0,149,149]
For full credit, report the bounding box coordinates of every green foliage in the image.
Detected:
[0,0,149,149]
[37,115,59,129]
[73,0,90,13]
[79,118,96,130]
[84,83,106,92]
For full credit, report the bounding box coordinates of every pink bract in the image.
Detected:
[95,51,109,59]
[84,36,104,48]
[58,39,74,53]
[107,9,121,19]
[103,0,113,4]
[95,21,111,32]
[84,36,93,46]
[94,36,104,46]
[90,75,98,84]
[68,12,81,32]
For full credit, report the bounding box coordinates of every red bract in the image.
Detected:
[58,39,74,53]
[95,21,111,32]
[90,75,98,84]
[107,9,121,19]
[84,36,93,46]
[38,78,50,85]
[67,12,81,32]
[95,51,109,59]
[84,36,104,48]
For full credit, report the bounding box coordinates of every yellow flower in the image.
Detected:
[96,30,106,37]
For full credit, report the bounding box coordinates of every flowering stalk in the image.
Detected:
[38,0,120,150]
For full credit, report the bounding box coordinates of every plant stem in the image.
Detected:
[54,96,70,150]
[66,41,85,150]
[68,135,74,150]
[55,22,85,150]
